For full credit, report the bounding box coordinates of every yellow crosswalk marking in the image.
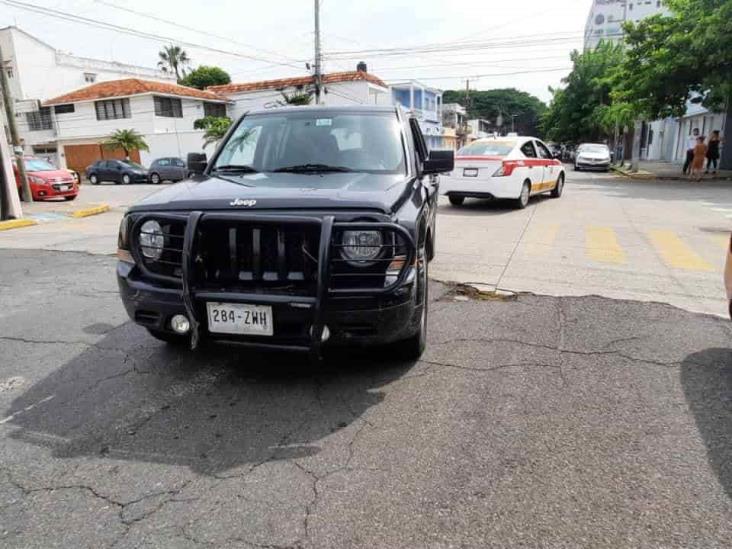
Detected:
[649,230,714,271]
[524,223,560,256]
[586,226,626,264]
[709,233,730,250]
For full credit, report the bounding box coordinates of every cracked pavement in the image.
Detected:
[0,248,731,548]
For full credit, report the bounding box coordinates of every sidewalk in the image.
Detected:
[612,160,732,181]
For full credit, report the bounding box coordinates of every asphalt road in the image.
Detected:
[432,169,732,316]
[1,248,731,548]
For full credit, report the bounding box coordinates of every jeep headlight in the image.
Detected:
[341,230,383,265]
[139,220,164,260]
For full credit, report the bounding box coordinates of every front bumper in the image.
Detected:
[31,184,78,200]
[118,212,420,355]
[576,160,610,170]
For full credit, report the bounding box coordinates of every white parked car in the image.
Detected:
[574,143,611,171]
[442,136,565,209]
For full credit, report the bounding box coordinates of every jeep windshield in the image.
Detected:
[212,111,406,176]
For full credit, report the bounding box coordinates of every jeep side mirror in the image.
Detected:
[187,153,207,175]
[423,149,454,175]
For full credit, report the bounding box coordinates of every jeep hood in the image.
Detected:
[128,172,411,214]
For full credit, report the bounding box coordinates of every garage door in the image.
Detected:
[64,144,142,174]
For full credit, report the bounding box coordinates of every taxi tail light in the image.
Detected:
[492,161,520,177]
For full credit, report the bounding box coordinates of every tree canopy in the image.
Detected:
[615,0,732,119]
[541,41,626,143]
[443,88,547,136]
[179,66,231,90]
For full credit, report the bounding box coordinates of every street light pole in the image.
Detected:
[0,43,32,203]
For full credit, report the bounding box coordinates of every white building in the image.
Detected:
[584,0,669,50]
[43,79,228,172]
[0,26,174,165]
[389,80,444,149]
[208,68,392,121]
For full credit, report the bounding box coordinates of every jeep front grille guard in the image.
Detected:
[131,212,416,358]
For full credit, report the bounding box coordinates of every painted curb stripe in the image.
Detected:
[70,204,111,218]
[0,219,38,231]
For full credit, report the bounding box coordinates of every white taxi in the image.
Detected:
[441,136,565,209]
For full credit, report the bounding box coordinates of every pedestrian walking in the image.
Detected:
[705,130,723,175]
[690,136,707,181]
[683,128,700,174]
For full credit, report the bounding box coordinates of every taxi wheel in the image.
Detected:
[514,181,531,209]
[550,174,565,198]
[449,195,464,206]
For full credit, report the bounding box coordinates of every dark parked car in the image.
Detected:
[148,157,188,184]
[116,106,454,361]
[86,159,149,185]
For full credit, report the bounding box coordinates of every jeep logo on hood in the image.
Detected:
[230,198,257,207]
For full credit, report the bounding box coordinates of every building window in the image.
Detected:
[5,67,13,78]
[25,107,53,131]
[84,72,97,83]
[53,104,75,115]
[154,96,183,118]
[203,102,226,118]
[95,98,131,120]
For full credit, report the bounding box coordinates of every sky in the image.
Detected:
[0,0,593,104]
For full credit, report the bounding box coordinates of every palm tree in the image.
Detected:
[157,45,190,81]
[103,129,149,159]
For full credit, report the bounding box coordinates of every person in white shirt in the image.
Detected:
[683,128,700,174]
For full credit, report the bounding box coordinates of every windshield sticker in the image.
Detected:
[316,118,332,127]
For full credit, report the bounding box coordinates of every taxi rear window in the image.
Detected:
[457,141,516,157]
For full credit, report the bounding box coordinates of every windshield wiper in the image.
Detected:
[273,164,354,174]
[212,164,259,174]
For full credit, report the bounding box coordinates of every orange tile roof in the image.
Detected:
[207,70,387,94]
[44,78,227,105]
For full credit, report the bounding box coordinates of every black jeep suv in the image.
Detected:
[116,106,453,359]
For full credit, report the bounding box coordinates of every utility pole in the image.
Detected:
[0,43,32,202]
[630,119,642,172]
[313,0,322,104]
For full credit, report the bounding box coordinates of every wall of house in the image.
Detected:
[52,95,215,168]
[0,27,172,102]
[226,81,391,120]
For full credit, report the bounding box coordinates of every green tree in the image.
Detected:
[103,129,149,159]
[540,41,626,143]
[615,0,732,119]
[157,45,190,81]
[194,116,233,148]
[278,90,313,106]
[442,88,547,136]
[179,66,231,89]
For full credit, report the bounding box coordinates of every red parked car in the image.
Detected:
[14,157,79,201]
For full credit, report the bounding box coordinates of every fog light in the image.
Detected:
[170,314,190,334]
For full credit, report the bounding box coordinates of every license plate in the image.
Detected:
[206,302,273,336]
[463,168,478,177]
[58,185,70,191]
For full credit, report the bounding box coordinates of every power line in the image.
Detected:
[0,0,307,71]
[92,0,304,69]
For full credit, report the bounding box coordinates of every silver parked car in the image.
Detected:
[148,157,188,184]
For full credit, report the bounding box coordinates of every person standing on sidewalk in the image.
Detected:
[690,136,707,181]
[683,128,700,175]
[706,130,723,175]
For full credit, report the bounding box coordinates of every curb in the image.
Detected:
[70,204,111,218]
[610,166,655,179]
[0,218,38,231]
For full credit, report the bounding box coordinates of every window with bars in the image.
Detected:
[25,107,53,131]
[95,98,131,120]
[203,102,226,118]
[154,96,183,118]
